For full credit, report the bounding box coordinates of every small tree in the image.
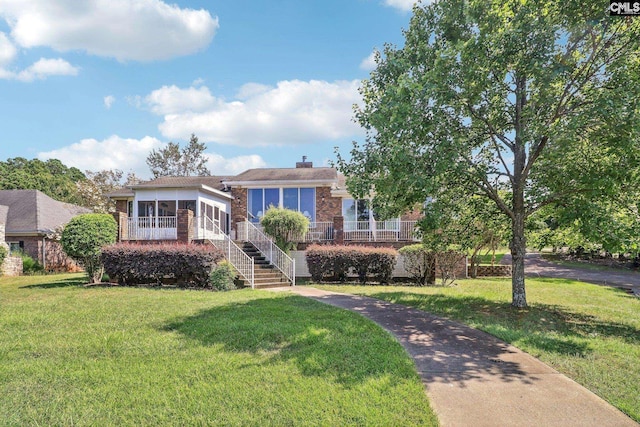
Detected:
[399,244,435,286]
[61,214,117,283]
[260,208,309,254]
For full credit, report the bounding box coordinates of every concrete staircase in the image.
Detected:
[238,242,292,288]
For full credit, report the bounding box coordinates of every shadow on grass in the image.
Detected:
[19,275,87,289]
[367,291,640,356]
[162,294,418,387]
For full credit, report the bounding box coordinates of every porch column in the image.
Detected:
[177,209,194,243]
[112,212,128,242]
[333,215,344,245]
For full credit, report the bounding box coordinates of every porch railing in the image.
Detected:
[193,216,224,240]
[124,216,177,240]
[238,221,295,286]
[344,220,420,242]
[206,220,254,289]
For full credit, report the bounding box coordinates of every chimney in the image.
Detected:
[296,155,313,168]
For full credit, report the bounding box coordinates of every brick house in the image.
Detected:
[107,159,447,287]
[0,190,90,272]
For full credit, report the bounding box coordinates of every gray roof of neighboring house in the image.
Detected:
[0,205,8,228]
[0,190,91,235]
[224,167,338,184]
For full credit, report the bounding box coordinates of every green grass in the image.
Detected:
[0,274,436,426]
[473,248,509,265]
[316,278,640,422]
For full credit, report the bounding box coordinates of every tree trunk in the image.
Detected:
[510,212,527,308]
[510,72,528,309]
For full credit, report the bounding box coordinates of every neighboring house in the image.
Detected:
[0,190,91,271]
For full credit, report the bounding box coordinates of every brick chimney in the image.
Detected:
[295,155,313,168]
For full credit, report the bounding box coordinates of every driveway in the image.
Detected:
[502,252,640,294]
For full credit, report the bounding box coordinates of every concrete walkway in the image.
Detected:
[270,286,638,427]
[503,253,640,294]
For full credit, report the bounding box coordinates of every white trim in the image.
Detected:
[224,179,336,187]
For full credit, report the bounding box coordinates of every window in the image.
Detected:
[158,201,176,217]
[178,200,196,212]
[342,199,369,222]
[247,187,316,222]
[342,199,399,231]
[8,242,21,255]
[138,201,155,217]
[248,189,264,222]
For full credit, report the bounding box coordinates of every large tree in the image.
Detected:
[0,157,85,204]
[337,0,640,307]
[146,133,211,178]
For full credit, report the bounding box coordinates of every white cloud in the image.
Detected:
[38,135,164,177]
[205,153,267,175]
[104,95,116,109]
[145,79,364,147]
[37,135,268,179]
[360,51,377,71]
[0,32,17,65]
[0,0,219,61]
[15,57,79,81]
[383,0,420,11]
[145,85,217,115]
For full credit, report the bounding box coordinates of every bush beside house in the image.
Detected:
[61,213,117,283]
[306,245,397,284]
[102,243,225,288]
[260,207,309,253]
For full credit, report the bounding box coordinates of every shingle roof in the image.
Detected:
[130,175,230,191]
[0,190,91,234]
[225,167,338,183]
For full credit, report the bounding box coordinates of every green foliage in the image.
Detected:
[0,246,6,275]
[61,214,117,283]
[76,169,141,213]
[306,245,398,284]
[209,261,237,291]
[146,134,210,178]
[336,0,640,307]
[260,207,309,254]
[398,244,435,286]
[16,251,44,275]
[0,157,86,204]
[102,243,224,287]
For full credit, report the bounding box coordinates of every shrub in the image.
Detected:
[102,243,224,288]
[399,244,436,285]
[261,208,309,253]
[0,245,6,275]
[435,250,466,286]
[61,214,117,283]
[306,245,397,284]
[210,261,237,291]
[18,251,44,275]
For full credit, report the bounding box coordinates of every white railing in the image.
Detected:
[124,216,177,240]
[303,221,334,242]
[193,216,225,240]
[206,221,254,289]
[344,220,420,242]
[238,221,295,286]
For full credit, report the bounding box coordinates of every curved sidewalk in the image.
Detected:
[503,253,640,294]
[271,286,637,427]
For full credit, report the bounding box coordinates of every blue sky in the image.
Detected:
[0,0,416,179]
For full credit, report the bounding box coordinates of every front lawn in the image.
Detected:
[316,278,640,422]
[0,274,436,426]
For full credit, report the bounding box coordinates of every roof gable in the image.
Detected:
[0,190,90,234]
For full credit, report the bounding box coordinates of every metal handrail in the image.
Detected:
[238,221,295,286]
[205,219,254,288]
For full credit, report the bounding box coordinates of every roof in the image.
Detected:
[130,175,230,191]
[223,167,338,186]
[0,190,91,235]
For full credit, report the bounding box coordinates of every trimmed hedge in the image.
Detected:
[306,245,397,284]
[102,243,224,288]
